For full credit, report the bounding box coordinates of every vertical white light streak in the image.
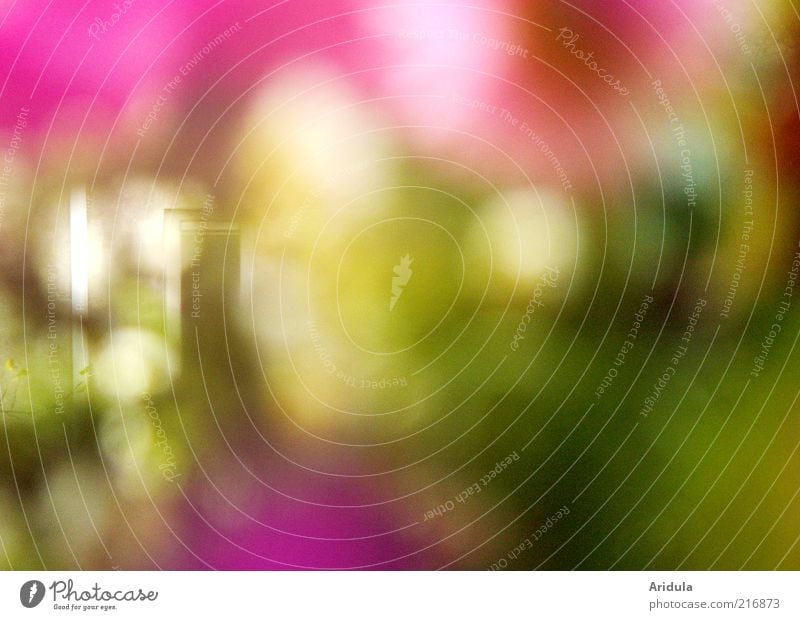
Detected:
[70,187,89,384]
[70,186,89,317]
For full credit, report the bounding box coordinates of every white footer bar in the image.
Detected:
[1,571,797,619]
